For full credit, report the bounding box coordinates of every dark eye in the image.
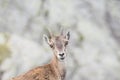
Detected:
[65,41,68,46]
[50,43,54,48]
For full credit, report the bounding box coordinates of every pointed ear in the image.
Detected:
[43,34,50,44]
[65,31,70,40]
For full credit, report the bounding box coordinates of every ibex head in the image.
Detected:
[44,29,70,61]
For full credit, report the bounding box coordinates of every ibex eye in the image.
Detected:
[50,44,53,48]
[50,43,55,48]
[65,41,68,46]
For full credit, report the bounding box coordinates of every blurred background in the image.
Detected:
[0,0,120,80]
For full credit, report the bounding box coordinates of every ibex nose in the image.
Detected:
[59,53,64,57]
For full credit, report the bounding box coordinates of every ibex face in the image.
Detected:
[44,31,70,61]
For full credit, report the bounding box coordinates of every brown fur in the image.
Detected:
[10,56,66,80]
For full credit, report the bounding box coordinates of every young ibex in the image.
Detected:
[10,30,70,80]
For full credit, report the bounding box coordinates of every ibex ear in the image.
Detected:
[65,31,70,40]
[43,34,50,44]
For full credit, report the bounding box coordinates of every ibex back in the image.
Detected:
[10,30,70,80]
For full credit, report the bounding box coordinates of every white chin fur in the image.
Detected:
[57,56,65,61]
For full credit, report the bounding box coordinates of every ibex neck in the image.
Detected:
[50,55,66,80]
[51,55,65,70]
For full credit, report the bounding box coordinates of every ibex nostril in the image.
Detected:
[59,53,64,56]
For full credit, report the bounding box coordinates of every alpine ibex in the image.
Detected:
[10,30,70,80]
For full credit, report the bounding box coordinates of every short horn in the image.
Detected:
[60,28,64,35]
[44,28,53,39]
[48,29,53,38]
